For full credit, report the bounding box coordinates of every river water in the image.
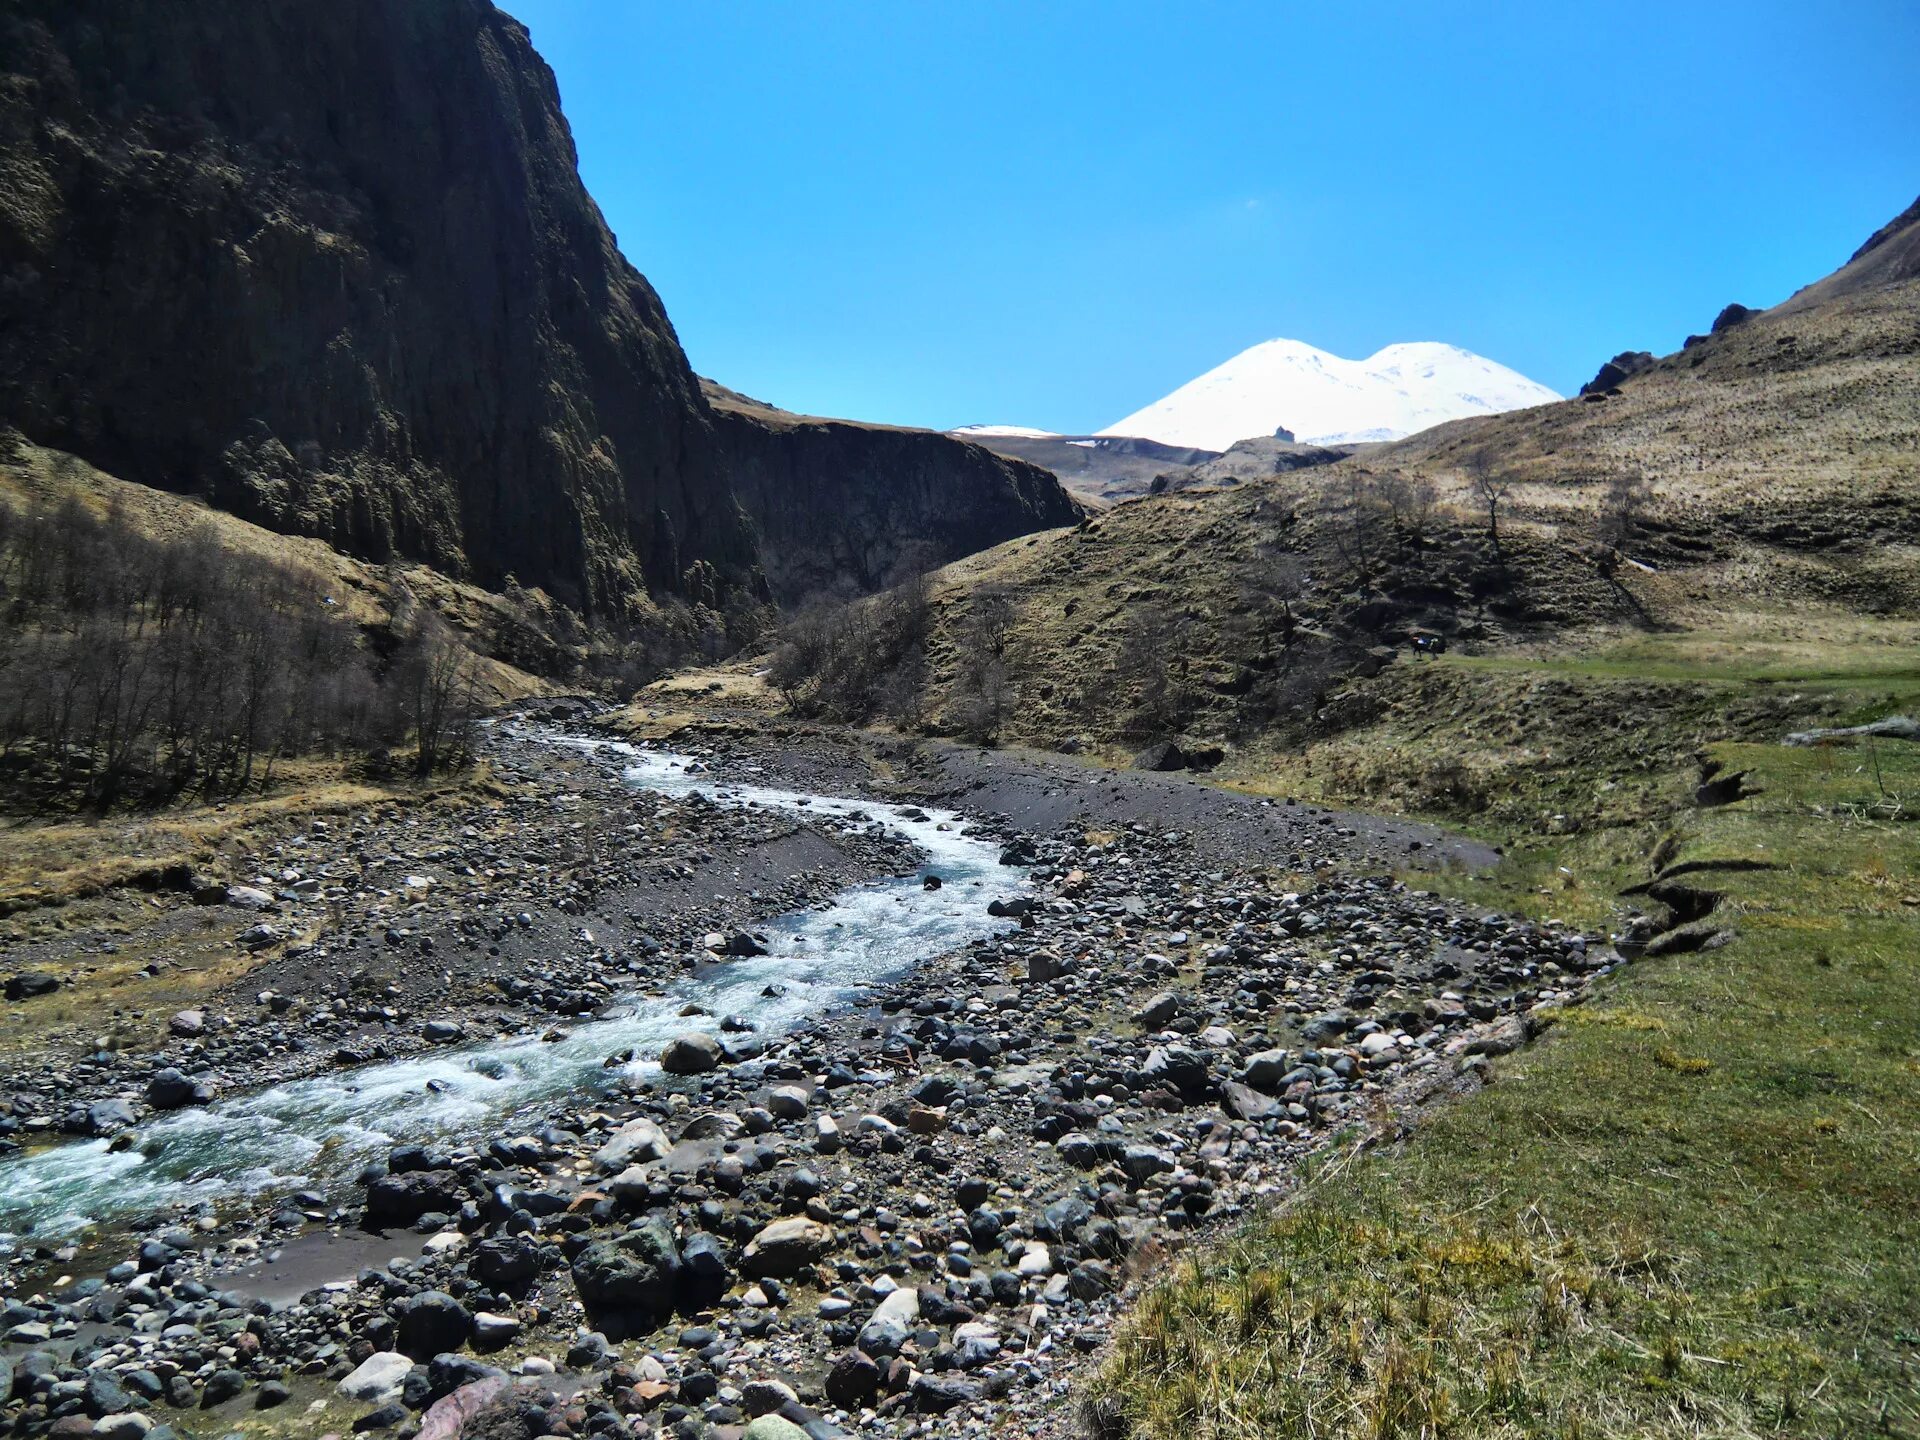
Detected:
[0,739,1023,1251]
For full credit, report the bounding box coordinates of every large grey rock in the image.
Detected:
[1241,1048,1292,1091]
[911,1373,982,1413]
[825,1348,881,1408]
[1221,1080,1279,1120]
[659,1032,723,1075]
[85,1373,134,1418]
[471,1235,542,1290]
[1579,350,1657,396]
[740,1378,797,1417]
[1134,992,1179,1029]
[741,1217,833,1277]
[1121,1144,1175,1183]
[86,1099,138,1135]
[146,1068,214,1110]
[3,972,59,1001]
[1133,740,1188,772]
[593,1117,669,1173]
[857,1285,919,1357]
[1140,1044,1210,1098]
[338,1352,414,1405]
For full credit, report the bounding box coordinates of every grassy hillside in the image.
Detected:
[1082,647,1920,1438]
[803,206,1891,748]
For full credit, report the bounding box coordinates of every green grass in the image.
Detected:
[1087,710,1920,1437]
[1437,616,1920,694]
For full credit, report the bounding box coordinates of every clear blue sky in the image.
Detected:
[506,1,1919,433]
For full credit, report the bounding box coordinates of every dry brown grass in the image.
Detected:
[890,274,1919,762]
[0,760,502,1061]
[0,764,389,914]
[0,438,550,705]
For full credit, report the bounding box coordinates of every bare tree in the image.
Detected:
[0,494,412,804]
[1373,471,1438,539]
[1596,469,1654,556]
[1231,550,1308,667]
[1322,470,1393,580]
[949,583,1018,743]
[1464,452,1515,560]
[767,572,934,724]
[403,617,481,776]
[1111,601,1194,739]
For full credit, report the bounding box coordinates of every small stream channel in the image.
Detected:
[0,737,1024,1252]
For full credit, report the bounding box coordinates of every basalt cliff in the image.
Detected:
[0,0,1075,615]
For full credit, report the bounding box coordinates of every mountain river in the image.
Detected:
[0,736,1024,1252]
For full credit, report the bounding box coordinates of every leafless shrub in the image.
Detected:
[1322,470,1396,579]
[768,572,933,724]
[1109,601,1194,740]
[948,583,1017,743]
[0,493,480,805]
[1373,471,1439,538]
[1597,469,1654,554]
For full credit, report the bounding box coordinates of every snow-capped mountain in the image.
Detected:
[1100,340,1560,450]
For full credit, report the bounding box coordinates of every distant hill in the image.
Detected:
[944,430,1223,506]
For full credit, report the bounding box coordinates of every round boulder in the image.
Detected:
[571,1217,682,1325]
[395,1290,471,1359]
[659,1032,724,1075]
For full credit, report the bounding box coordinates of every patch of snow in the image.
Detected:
[950,424,1061,439]
[1099,340,1560,450]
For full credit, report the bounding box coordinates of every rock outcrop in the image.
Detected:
[0,0,1075,616]
[706,384,1079,601]
[1579,350,1658,396]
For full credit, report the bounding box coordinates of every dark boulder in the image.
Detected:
[1711,302,1758,333]
[395,1291,471,1360]
[911,1373,981,1413]
[824,1349,881,1409]
[145,1068,214,1110]
[1133,740,1188,772]
[4,972,59,1001]
[678,1231,733,1309]
[365,1170,464,1226]
[571,1218,682,1325]
[471,1235,543,1291]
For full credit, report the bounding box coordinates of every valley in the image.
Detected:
[0,708,1535,1437]
[0,2,1915,1438]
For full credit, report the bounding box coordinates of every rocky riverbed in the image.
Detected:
[0,709,1613,1440]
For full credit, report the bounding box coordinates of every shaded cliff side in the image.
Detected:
[705,382,1080,602]
[0,0,1076,617]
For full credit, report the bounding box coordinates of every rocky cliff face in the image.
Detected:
[0,0,1075,616]
[705,383,1079,602]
